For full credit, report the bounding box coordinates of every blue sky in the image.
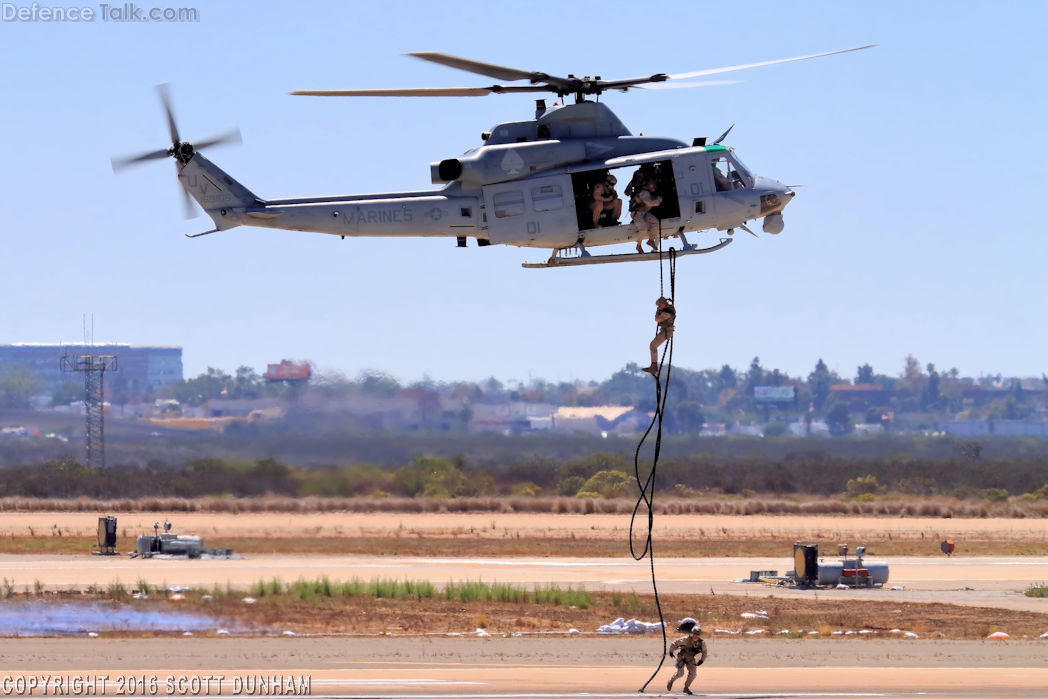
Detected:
[1,1,1045,385]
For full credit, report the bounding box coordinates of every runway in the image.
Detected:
[2,515,1045,696]
[2,554,1045,611]
[1,637,1046,697]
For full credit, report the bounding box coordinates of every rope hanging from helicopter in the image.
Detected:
[631,223,677,693]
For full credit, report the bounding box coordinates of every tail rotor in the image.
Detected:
[111,84,241,218]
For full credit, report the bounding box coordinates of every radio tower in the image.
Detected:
[61,353,117,469]
[61,317,118,469]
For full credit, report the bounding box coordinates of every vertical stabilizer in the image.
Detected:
[178,153,262,229]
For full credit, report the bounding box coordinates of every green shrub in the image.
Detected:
[1024,584,1048,598]
[762,422,788,437]
[845,474,883,497]
[557,476,586,496]
[510,482,542,497]
[576,470,631,498]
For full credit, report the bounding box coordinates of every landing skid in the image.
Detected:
[522,238,733,269]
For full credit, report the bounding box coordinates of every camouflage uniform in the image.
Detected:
[629,187,662,251]
[666,632,707,693]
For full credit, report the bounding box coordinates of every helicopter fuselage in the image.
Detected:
[177,101,794,257]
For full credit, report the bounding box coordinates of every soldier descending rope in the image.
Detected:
[642,296,675,376]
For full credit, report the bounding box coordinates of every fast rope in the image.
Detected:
[632,234,677,693]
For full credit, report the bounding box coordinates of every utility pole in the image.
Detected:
[61,353,117,469]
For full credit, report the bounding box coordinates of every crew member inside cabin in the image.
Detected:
[589,172,622,227]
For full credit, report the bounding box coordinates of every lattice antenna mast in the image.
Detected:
[61,353,117,469]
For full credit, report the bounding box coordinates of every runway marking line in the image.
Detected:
[334,661,639,669]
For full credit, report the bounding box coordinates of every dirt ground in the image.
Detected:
[1,511,1047,696]
[8,511,1048,543]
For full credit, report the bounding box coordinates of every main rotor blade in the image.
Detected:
[668,45,876,81]
[293,87,494,97]
[111,149,171,171]
[156,83,180,144]
[291,85,550,97]
[407,52,542,82]
[636,80,740,90]
[194,128,242,150]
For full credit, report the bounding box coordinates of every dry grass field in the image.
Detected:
[3,503,1047,556]
[46,587,1040,641]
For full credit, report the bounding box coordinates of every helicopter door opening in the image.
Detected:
[571,161,680,234]
[642,160,681,220]
[571,169,621,232]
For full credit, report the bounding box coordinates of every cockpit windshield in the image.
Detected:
[727,149,753,187]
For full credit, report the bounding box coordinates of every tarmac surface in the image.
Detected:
[1,513,1046,696]
[1,553,1047,696]
[0,637,1046,697]
[2,553,1046,612]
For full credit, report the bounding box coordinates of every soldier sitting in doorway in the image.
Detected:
[589,172,622,227]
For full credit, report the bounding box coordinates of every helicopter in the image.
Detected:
[113,46,873,268]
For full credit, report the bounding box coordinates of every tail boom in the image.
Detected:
[179,153,480,239]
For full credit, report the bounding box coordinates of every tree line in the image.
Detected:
[2,450,1046,503]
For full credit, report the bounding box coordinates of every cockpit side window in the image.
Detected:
[710,157,733,192]
[711,154,751,191]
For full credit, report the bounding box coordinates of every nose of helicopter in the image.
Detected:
[751,176,794,235]
[753,176,794,213]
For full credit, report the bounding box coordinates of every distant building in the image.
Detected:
[829,383,890,408]
[265,360,311,382]
[938,420,1048,437]
[550,406,639,435]
[471,402,555,434]
[0,343,183,401]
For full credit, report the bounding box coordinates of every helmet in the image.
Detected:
[676,617,698,633]
[606,174,617,185]
[690,625,703,635]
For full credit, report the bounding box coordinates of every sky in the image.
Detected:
[1,1,1046,386]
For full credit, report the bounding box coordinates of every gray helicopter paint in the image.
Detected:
[485,101,630,144]
[122,48,874,261]
[180,155,480,238]
[432,136,688,187]
[178,107,792,251]
[484,175,580,247]
[181,145,791,247]
[177,154,258,220]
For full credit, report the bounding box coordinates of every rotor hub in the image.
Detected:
[175,142,195,163]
